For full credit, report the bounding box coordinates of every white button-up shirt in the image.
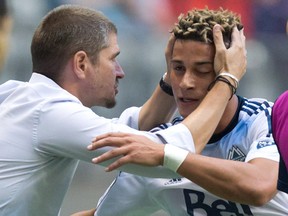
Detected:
[0,73,194,216]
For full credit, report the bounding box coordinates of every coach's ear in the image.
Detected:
[70,208,96,216]
[73,51,89,80]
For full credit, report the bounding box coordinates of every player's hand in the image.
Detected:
[213,24,247,81]
[88,132,164,172]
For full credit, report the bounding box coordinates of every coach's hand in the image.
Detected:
[88,132,164,172]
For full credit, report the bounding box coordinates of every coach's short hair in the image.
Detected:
[31,5,117,81]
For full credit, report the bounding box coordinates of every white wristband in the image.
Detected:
[163,144,189,172]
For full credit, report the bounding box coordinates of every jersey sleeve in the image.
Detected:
[112,106,140,129]
[245,105,279,163]
[245,138,279,163]
[155,123,195,153]
[95,172,160,216]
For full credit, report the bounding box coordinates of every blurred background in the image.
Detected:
[1,0,287,215]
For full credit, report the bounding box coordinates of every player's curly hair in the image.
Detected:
[172,7,243,48]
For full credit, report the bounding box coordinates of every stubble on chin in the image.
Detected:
[105,98,116,109]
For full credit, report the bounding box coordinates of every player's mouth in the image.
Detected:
[178,97,198,105]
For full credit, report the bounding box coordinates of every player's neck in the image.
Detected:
[214,95,238,134]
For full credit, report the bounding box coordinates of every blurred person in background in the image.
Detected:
[252,0,288,36]
[0,0,12,72]
[271,21,288,195]
[272,90,288,195]
[251,0,288,97]
[87,8,288,216]
[0,4,246,216]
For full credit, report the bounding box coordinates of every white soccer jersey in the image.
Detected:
[95,96,288,216]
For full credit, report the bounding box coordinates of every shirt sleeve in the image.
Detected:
[34,100,190,178]
[155,123,195,152]
[111,106,140,129]
[0,80,23,103]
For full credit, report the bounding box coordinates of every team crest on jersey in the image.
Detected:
[164,178,183,185]
[228,146,246,161]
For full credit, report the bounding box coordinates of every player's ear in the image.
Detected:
[73,51,89,79]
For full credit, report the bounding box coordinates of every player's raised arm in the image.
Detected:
[138,35,177,130]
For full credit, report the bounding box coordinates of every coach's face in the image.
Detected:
[86,33,125,108]
[170,39,216,118]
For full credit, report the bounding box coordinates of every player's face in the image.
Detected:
[85,33,124,108]
[170,39,216,118]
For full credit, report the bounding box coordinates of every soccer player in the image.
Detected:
[89,8,288,215]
